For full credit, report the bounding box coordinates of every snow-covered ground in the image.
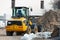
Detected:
[21,32,52,40]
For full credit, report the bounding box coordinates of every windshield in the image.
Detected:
[16,9,26,17]
[12,8,29,18]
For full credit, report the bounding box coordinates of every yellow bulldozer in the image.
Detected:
[5,0,38,36]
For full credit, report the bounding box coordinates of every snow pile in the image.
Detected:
[0,21,5,28]
[43,32,52,38]
[21,33,36,40]
[35,32,52,38]
[21,32,52,40]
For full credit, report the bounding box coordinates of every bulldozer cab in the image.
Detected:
[12,7,29,18]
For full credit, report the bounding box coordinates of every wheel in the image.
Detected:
[16,32,22,36]
[6,31,13,36]
[26,26,31,34]
[38,25,42,32]
[34,26,38,34]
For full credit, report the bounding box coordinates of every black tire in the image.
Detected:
[38,25,42,32]
[34,26,38,34]
[16,32,22,36]
[6,31,13,36]
[26,26,31,34]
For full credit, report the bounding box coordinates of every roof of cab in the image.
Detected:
[15,7,29,9]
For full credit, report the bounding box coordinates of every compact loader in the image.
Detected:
[5,0,38,36]
[6,7,38,36]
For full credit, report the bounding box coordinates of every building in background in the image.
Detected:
[15,0,54,16]
[0,0,54,19]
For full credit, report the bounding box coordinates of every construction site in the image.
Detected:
[0,0,60,40]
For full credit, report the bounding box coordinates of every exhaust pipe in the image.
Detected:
[11,0,15,18]
[11,0,15,8]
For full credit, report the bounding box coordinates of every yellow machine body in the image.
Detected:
[6,17,28,32]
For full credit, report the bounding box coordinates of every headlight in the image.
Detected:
[8,22,11,24]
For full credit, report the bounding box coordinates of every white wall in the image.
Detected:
[15,0,54,16]
[15,0,44,16]
[0,0,54,19]
[0,0,12,19]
